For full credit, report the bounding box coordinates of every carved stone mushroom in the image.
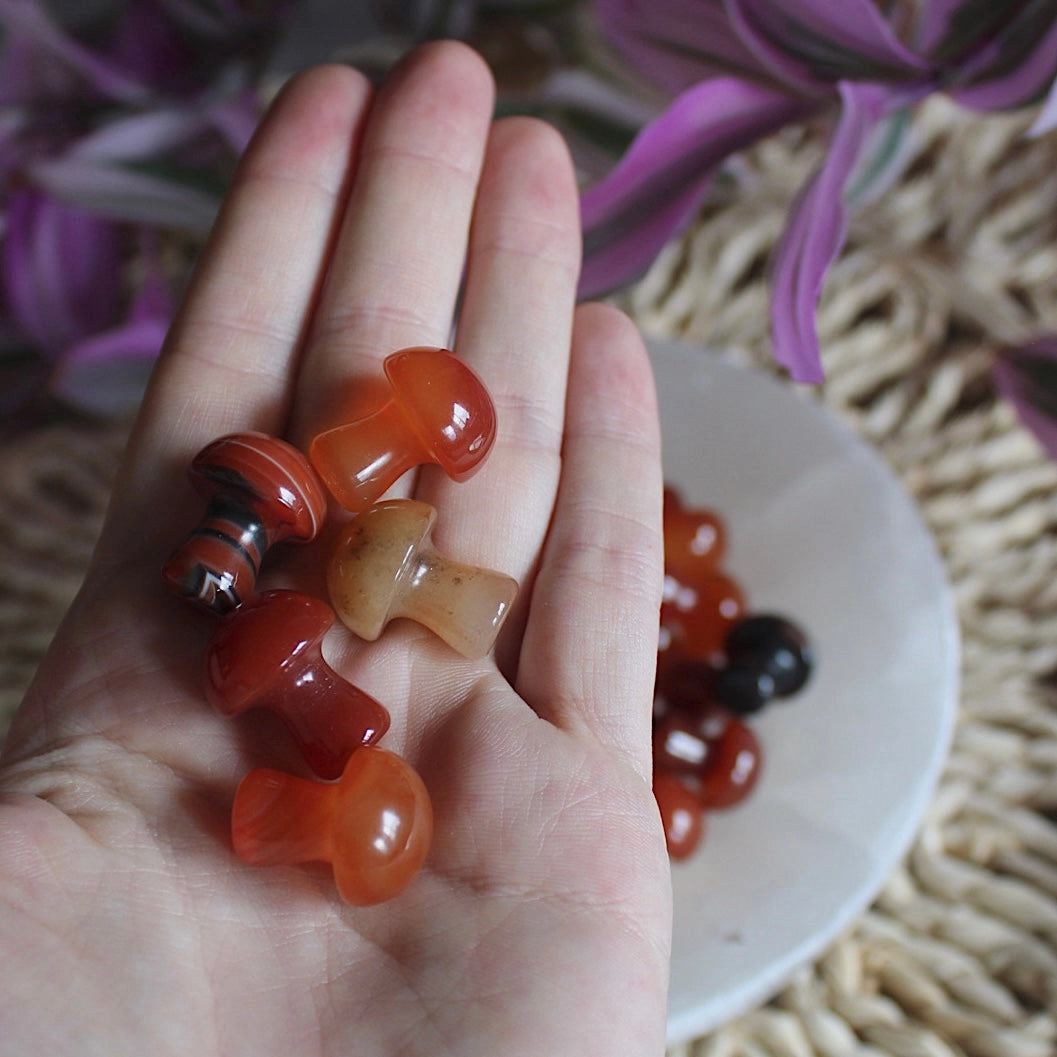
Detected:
[163,432,328,613]
[231,746,433,907]
[205,589,390,779]
[327,499,518,660]
[310,347,497,511]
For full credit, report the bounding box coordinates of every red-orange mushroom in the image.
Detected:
[232,747,433,906]
[309,347,497,512]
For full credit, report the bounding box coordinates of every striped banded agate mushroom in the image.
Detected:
[163,432,327,613]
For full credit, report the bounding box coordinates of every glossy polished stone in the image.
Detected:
[327,499,518,659]
[310,347,497,512]
[660,571,746,662]
[205,590,390,780]
[652,704,731,777]
[724,614,813,698]
[163,432,328,613]
[653,772,705,861]
[663,485,727,584]
[231,747,433,906]
[697,719,763,810]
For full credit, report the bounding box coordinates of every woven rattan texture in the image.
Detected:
[3,94,1057,1056]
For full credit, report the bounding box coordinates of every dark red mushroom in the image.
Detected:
[204,590,390,779]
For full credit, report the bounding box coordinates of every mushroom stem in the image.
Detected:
[232,748,434,906]
[203,590,391,780]
[397,552,518,660]
[253,661,390,781]
[232,769,336,866]
[163,494,266,611]
[163,432,327,614]
[310,402,420,512]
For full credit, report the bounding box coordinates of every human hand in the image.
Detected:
[0,42,670,1056]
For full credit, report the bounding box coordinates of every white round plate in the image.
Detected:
[649,338,960,1045]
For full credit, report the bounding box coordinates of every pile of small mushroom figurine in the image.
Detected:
[653,486,813,861]
[163,346,514,906]
[163,346,813,906]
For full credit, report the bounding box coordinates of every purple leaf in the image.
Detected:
[29,155,222,232]
[914,0,972,55]
[949,3,1057,112]
[533,67,665,132]
[0,109,23,182]
[68,108,228,163]
[0,0,147,103]
[102,2,195,95]
[49,255,174,417]
[205,88,263,155]
[0,19,82,104]
[49,315,168,416]
[64,88,259,164]
[579,76,810,297]
[725,0,930,92]
[992,336,1057,461]
[844,106,915,206]
[769,81,889,382]
[1028,74,1057,134]
[592,0,777,94]
[2,191,122,357]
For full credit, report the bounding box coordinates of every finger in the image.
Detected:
[97,64,372,565]
[289,41,495,445]
[515,304,664,777]
[415,117,580,615]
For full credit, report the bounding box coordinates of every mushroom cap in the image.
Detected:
[327,499,435,640]
[384,348,496,482]
[205,590,334,716]
[190,432,328,543]
[332,747,433,906]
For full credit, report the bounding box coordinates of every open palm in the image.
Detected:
[0,43,671,1057]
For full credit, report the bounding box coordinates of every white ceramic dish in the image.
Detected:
[649,338,960,1045]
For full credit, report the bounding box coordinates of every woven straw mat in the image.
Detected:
[3,94,1057,1056]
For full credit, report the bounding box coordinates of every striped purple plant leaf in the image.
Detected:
[949,1,1057,111]
[724,0,929,91]
[50,314,169,416]
[593,0,774,93]
[914,0,974,54]
[0,0,147,102]
[993,336,1057,462]
[769,81,890,382]
[2,191,122,357]
[29,154,222,232]
[49,241,174,416]
[579,76,811,296]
